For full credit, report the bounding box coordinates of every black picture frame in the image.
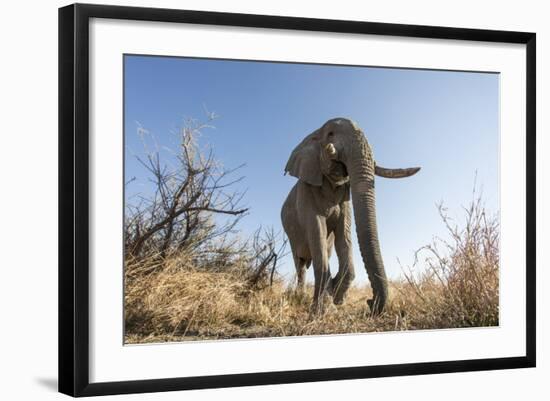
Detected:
[59,3,536,397]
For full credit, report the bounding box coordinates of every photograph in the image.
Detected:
[0,0,542,397]
[123,55,500,344]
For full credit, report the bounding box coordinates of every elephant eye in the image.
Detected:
[327,131,334,137]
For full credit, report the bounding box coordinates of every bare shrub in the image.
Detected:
[124,115,289,338]
[243,227,288,290]
[124,115,248,262]
[396,188,499,329]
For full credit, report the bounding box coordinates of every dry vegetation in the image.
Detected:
[124,117,499,344]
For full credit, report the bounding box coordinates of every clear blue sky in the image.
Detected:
[124,55,499,283]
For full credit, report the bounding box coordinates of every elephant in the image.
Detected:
[281,118,420,315]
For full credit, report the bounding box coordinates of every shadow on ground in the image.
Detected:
[35,377,57,392]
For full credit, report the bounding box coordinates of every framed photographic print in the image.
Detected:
[58,3,536,397]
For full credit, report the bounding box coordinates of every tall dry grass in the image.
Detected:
[125,193,499,344]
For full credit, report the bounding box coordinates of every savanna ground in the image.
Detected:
[124,118,499,344]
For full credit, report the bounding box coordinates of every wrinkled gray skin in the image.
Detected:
[281,118,420,315]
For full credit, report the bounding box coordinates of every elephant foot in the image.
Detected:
[308,293,332,318]
[308,302,325,318]
[326,278,334,297]
[367,298,374,312]
[367,298,384,316]
[332,282,346,305]
[331,279,349,306]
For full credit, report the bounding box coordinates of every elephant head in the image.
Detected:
[285,118,420,314]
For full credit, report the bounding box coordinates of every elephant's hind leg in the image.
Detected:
[294,255,307,293]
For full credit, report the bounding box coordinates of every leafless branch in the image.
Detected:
[124,115,248,260]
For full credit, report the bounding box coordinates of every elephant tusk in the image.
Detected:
[374,164,421,178]
[325,143,337,159]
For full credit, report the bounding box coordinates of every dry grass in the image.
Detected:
[125,195,499,344]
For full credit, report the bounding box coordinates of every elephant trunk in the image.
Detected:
[345,134,388,315]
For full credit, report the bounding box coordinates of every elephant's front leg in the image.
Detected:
[332,200,356,305]
[307,215,332,315]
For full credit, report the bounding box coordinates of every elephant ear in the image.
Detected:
[284,131,323,186]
